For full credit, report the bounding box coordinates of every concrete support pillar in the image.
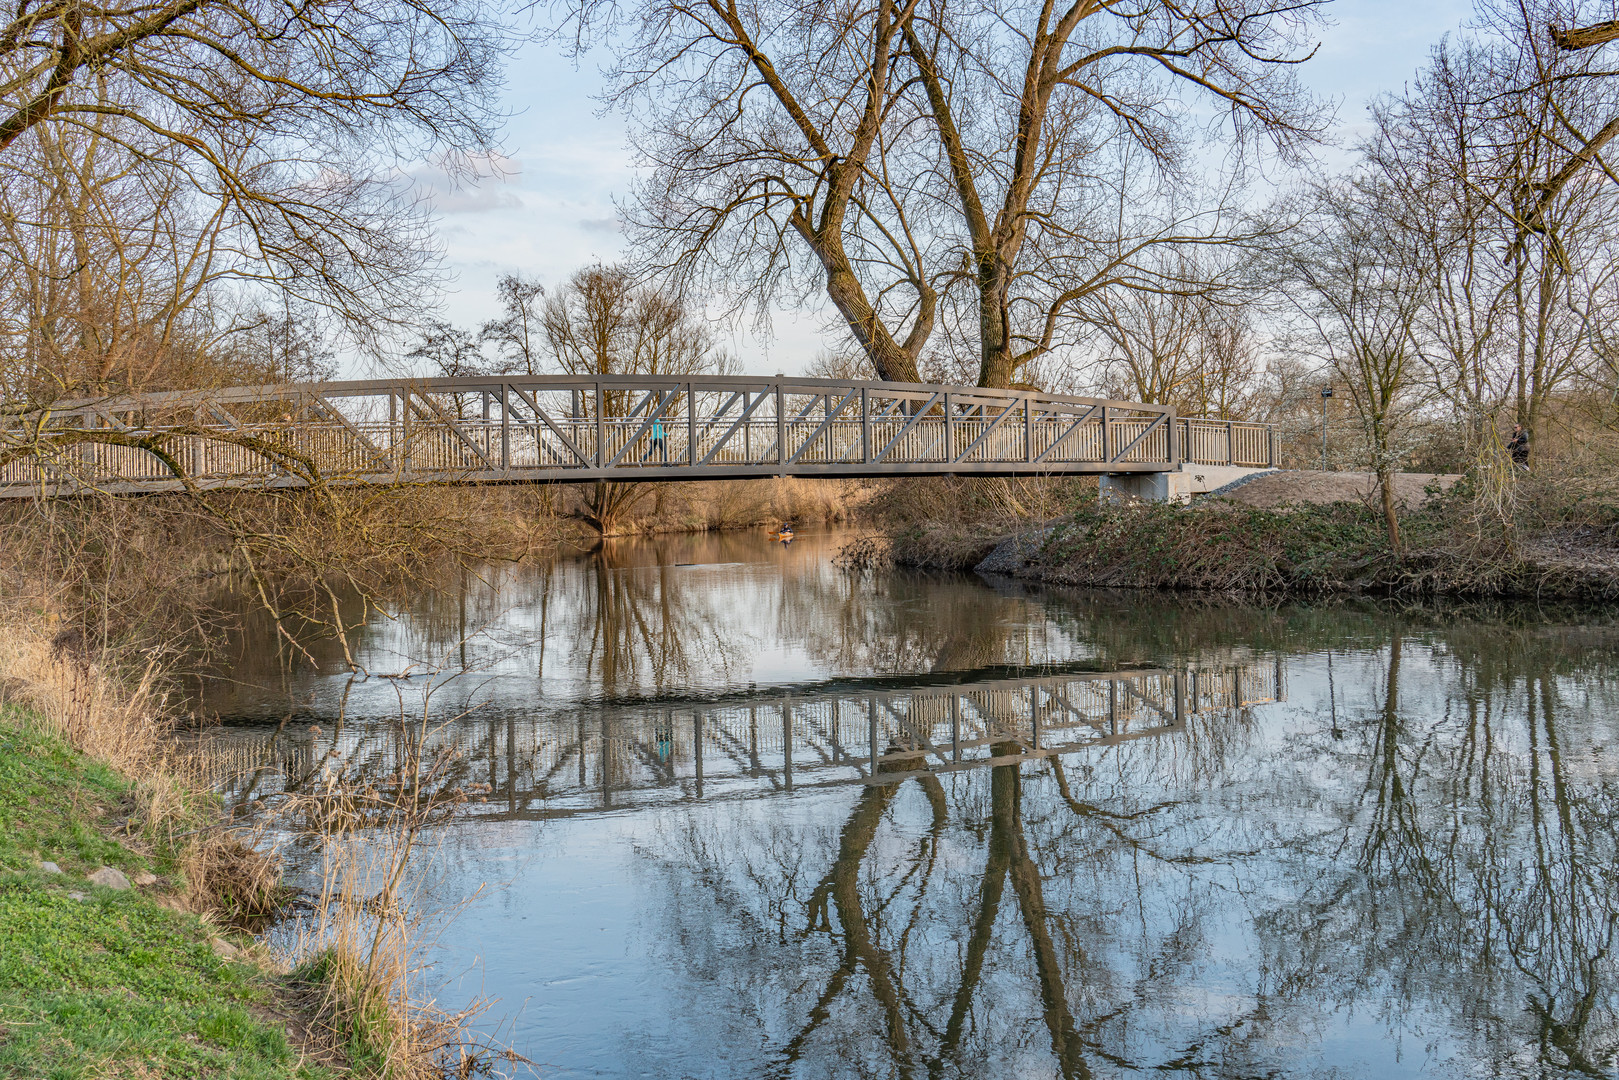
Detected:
[1099,473,1171,503]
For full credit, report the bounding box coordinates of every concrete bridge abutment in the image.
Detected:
[1101,464,1277,504]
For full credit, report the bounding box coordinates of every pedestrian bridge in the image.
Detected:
[0,374,1275,498]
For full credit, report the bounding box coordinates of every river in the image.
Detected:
[202,528,1619,1079]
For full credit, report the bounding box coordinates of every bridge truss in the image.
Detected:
[1,375,1276,498]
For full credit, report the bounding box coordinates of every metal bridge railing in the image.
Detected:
[2,375,1275,497]
[1177,417,1276,468]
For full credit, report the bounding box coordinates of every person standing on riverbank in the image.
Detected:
[1508,424,1530,470]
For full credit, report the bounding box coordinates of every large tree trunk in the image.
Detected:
[584,480,645,535]
[819,245,925,384]
[1377,462,1402,552]
[976,257,1015,388]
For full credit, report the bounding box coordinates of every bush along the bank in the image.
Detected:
[0,708,334,1079]
[961,494,1619,601]
[1039,499,1403,593]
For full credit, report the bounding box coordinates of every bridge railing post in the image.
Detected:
[868,697,878,776]
[1024,396,1032,463]
[775,380,785,471]
[594,382,604,468]
[499,385,510,470]
[951,693,961,762]
[782,698,793,791]
[400,388,411,477]
[688,382,697,465]
[693,710,704,798]
[861,387,870,464]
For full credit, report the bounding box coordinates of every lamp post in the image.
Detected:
[1319,386,1334,471]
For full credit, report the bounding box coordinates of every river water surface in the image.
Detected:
[205,529,1619,1079]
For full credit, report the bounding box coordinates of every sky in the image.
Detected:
[410,0,1479,377]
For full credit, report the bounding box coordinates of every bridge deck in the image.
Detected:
[1,375,1275,498]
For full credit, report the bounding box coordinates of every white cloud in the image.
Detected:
[405,152,524,215]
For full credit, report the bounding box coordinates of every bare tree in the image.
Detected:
[229,305,338,385]
[480,273,547,375]
[0,114,244,399]
[1365,41,1517,445]
[899,0,1326,388]
[1082,249,1266,418]
[0,0,512,389]
[1275,178,1431,550]
[1467,2,1619,442]
[569,0,1327,388]
[405,319,488,379]
[539,264,734,530]
[1486,0,1619,254]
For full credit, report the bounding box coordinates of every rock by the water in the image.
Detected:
[131,871,158,886]
[210,938,240,960]
[87,866,132,890]
[38,861,62,875]
[67,891,88,902]
[974,526,1057,576]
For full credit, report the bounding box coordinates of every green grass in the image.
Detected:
[0,708,332,1078]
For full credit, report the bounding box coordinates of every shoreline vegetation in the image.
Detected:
[858,474,1619,602]
[0,573,526,1076]
[0,620,341,1077]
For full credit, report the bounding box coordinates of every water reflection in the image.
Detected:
[204,532,1619,1079]
[217,662,1282,819]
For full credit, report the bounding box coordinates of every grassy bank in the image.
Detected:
[0,604,488,1077]
[881,493,1619,601]
[0,705,332,1078]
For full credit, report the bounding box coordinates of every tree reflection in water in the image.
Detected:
[638,639,1619,1080]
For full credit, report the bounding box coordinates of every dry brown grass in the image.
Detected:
[0,606,294,920]
[0,613,170,778]
[181,830,288,931]
[846,475,1092,571]
[857,474,1094,532]
[557,475,870,535]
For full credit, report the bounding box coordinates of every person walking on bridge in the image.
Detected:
[1507,424,1530,470]
[643,416,668,463]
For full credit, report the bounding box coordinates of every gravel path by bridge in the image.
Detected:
[1215,470,1461,509]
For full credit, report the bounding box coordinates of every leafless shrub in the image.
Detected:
[275,685,531,1078]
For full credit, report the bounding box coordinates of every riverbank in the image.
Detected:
[880,496,1619,600]
[0,702,336,1078]
[0,603,484,1077]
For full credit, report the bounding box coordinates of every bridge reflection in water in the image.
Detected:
[218,660,1284,818]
